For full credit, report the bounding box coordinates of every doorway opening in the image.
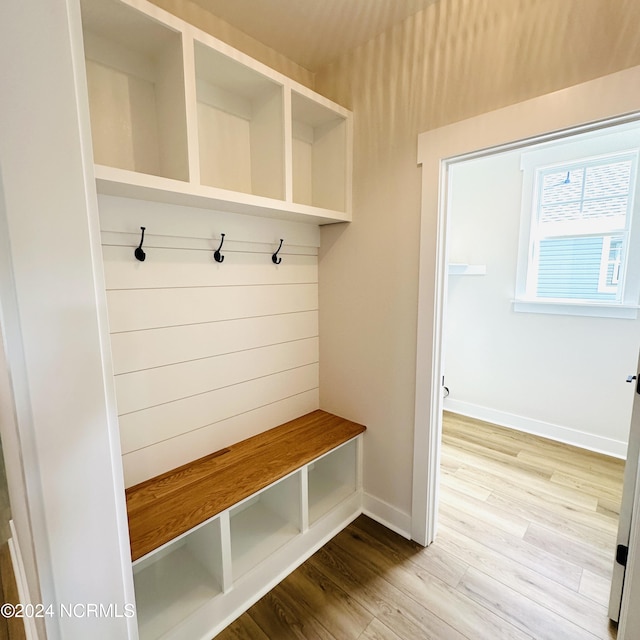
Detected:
[411,65,640,639]
[440,118,640,631]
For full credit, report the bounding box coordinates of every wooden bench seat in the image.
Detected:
[126,410,366,561]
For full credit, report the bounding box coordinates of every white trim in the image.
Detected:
[8,520,39,640]
[414,65,640,637]
[448,264,486,276]
[411,145,451,546]
[444,400,627,459]
[363,493,412,540]
[512,299,639,319]
[618,433,640,637]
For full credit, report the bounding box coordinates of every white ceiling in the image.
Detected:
[190,0,439,72]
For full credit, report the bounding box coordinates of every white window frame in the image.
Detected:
[514,124,640,319]
[598,235,623,294]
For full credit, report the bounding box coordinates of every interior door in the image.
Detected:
[609,353,640,621]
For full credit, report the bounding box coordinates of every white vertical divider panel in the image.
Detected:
[218,511,233,594]
[156,36,190,182]
[300,467,310,533]
[99,194,321,486]
[283,84,294,203]
[356,435,364,492]
[182,32,201,185]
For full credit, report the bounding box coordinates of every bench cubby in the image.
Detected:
[308,438,359,525]
[229,473,301,581]
[126,410,365,639]
[133,517,226,639]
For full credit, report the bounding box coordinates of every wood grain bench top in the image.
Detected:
[126,410,366,561]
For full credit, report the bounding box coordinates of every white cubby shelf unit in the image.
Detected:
[127,411,365,640]
[80,0,353,225]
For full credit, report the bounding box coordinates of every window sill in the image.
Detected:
[513,299,639,319]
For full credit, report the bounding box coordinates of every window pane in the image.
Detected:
[536,236,618,301]
[531,155,635,302]
[581,196,629,220]
[583,160,632,199]
[540,201,581,224]
[540,168,584,206]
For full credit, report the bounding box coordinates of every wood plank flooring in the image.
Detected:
[0,543,26,640]
[215,412,624,639]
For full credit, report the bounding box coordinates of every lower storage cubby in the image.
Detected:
[230,472,302,580]
[133,518,225,640]
[125,411,366,639]
[308,438,358,525]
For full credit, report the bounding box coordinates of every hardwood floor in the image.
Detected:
[0,543,26,640]
[215,412,624,639]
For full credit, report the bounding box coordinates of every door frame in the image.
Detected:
[412,64,640,635]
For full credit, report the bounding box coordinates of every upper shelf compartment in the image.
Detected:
[81,0,189,182]
[292,91,348,213]
[194,42,284,200]
[79,0,352,225]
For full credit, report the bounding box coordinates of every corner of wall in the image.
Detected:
[362,492,412,540]
[147,0,316,90]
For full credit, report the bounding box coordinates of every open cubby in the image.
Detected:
[80,0,189,181]
[229,472,301,581]
[133,518,225,640]
[308,439,358,525]
[291,91,348,212]
[81,0,352,223]
[125,410,365,639]
[194,41,285,199]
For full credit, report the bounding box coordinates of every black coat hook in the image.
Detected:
[214,233,225,263]
[272,238,284,265]
[134,227,146,262]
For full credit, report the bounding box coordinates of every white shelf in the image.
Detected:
[80,0,352,224]
[230,473,301,580]
[230,501,299,581]
[309,476,357,524]
[292,90,348,213]
[94,165,351,225]
[448,263,487,275]
[308,440,358,524]
[81,0,189,182]
[194,41,284,199]
[133,520,224,640]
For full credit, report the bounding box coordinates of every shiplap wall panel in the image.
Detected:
[110,311,318,374]
[101,232,317,256]
[115,337,319,414]
[119,364,319,453]
[102,245,317,289]
[121,389,319,487]
[99,195,320,487]
[98,195,321,247]
[106,283,318,332]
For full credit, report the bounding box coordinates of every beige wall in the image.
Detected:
[149,0,315,88]
[315,0,640,517]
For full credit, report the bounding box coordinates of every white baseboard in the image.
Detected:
[362,493,412,539]
[8,520,39,640]
[444,398,627,459]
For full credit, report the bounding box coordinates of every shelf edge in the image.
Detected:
[95,168,351,225]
